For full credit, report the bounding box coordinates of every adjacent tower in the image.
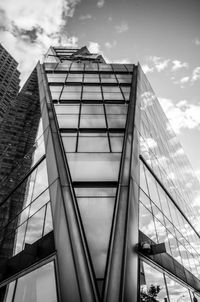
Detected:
[0,46,200,302]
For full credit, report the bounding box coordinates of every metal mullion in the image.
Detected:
[99,72,112,152]
[42,202,48,237]
[76,65,85,152]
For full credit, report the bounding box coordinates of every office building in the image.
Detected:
[0,46,200,302]
[0,43,20,121]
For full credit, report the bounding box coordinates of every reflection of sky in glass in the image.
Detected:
[138,65,200,231]
[5,261,57,302]
[138,65,200,279]
[141,261,192,302]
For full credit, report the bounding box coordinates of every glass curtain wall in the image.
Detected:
[45,58,133,295]
[137,66,200,279]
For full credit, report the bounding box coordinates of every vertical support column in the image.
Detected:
[36,64,99,302]
[103,66,140,302]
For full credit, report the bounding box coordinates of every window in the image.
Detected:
[3,262,58,302]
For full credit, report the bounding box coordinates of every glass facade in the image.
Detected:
[137,66,200,282]
[3,261,58,302]
[45,55,133,293]
[0,46,200,302]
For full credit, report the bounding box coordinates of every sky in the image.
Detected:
[0,0,200,178]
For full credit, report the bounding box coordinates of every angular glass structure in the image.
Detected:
[0,46,200,302]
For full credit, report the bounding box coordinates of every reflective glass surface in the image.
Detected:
[46,59,133,285]
[138,65,200,278]
[140,261,192,302]
[4,261,57,302]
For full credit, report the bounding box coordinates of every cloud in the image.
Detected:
[105,40,117,49]
[148,56,170,72]
[97,0,105,8]
[171,60,188,71]
[0,0,80,85]
[194,37,200,46]
[79,14,92,20]
[88,41,100,53]
[115,21,129,34]
[172,76,190,87]
[191,66,200,82]
[141,64,154,74]
[159,97,200,133]
[179,76,190,83]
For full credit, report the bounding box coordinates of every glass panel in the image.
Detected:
[139,189,151,211]
[165,275,191,302]
[121,86,131,100]
[66,73,83,82]
[112,64,127,72]
[100,74,117,83]
[43,203,53,236]
[140,262,168,302]
[47,73,66,83]
[32,160,49,201]
[102,86,121,93]
[77,196,115,278]
[61,134,77,152]
[82,92,102,100]
[116,74,132,83]
[13,262,57,302]
[29,189,50,216]
[4,281,16,302]
[103,92,124,101]
[78,134,110,152]
[60,92,81,100]
[110,134,124,152]
[139,203,157,242]
[54,105,79,114]
[84,74,100,83]
[83,86,101,93]
[60,85,81,100]
[13,221,27,255]
[105,104,127,114]
[70,62,84,71]
[57,115,78,128]
[99,64,112,71]
[107,115,126,128]
[80,115,106,128]
[81,104,104,114]
[24,207,45,245]
[67,153,121,181]
[85,63,98,71]
[56,62,71,70]
[49,85,62,99]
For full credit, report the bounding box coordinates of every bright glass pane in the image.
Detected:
[24,207,45,245]
[107,115,126,128]
[43,203,53,236]
[62,135,77,152]
[110,135,124,152]
[67,153,121,181]
[140,262,168,302]
[78,135,110,152]
[77,196,115,278]
[4,281,16,302]
[80,115,106,128]
[57,115,78,128]
[13,262,57,302]
[54,105,79,114]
